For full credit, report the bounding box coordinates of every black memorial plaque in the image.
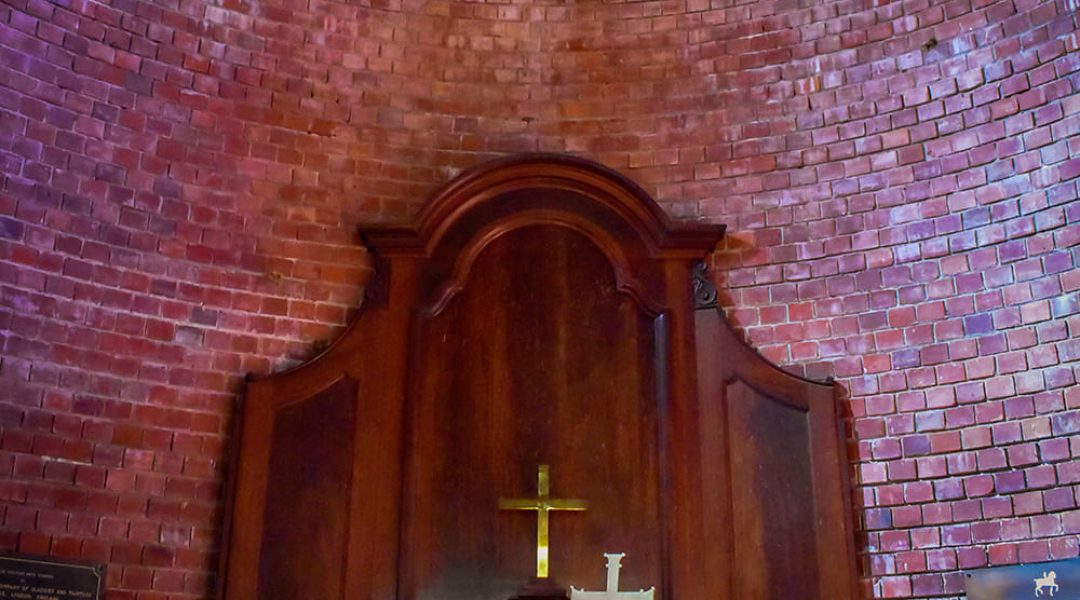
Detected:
[0,554,103,600]
[967,558,1080,600]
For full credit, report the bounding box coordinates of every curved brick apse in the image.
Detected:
[0,0,1078,596]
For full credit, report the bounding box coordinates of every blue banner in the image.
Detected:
[967,558,1080,599]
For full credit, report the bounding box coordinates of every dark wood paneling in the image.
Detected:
[220,155,859,600]
[258,377,357,599]
[727,380,818,599]
[695,307,860,600]
[401,225,663,600]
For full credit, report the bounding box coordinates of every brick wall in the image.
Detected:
[0,0,1077,597]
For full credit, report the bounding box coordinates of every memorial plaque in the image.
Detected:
[967,558,1080,599]
[0,553,103,600]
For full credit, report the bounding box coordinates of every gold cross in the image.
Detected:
[499,464,588,578]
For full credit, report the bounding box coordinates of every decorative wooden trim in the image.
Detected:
[421,209,664,317]
[691,261,718,310]
[362,154,725,258]
[692,264,836,396]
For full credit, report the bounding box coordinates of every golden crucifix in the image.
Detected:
[499,464,588,578]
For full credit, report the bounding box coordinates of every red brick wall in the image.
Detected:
[0,0,1077,596]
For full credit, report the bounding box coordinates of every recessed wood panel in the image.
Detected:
[695,303,859,600]
[401,225,663,600]
[727,380,817,600]
[259,377,357,599]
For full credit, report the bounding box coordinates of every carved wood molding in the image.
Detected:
[361,154,726,258]
[422,208,665,317]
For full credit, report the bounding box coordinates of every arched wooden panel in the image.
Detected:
[400,224,664,600]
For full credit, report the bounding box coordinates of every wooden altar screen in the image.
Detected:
[219,155,860,600]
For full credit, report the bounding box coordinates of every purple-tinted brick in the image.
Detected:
[902,435,933,456]
[892,348,921,369]
[1044,487,1077,511]
[994,471,1027,493]
[866,508,893,530]
[1051,412,1080,435]
[0,217,25,240]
